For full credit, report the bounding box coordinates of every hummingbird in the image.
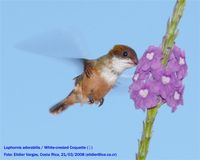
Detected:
[49,44,138,115]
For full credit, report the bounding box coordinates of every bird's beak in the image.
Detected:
[128,56,138,66]
[133,53,138,65]
[134,57,138,65]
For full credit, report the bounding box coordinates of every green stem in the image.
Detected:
[136,1,186,160]
[162,0,186,65]
[136,104,161,160]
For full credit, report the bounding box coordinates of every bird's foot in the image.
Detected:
[98,98,104,107]
[88,96,104,107]
[88,95,95,104]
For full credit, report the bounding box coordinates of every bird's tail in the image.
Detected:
[49,90,77,115]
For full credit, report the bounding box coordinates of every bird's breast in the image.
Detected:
[100,66,119,85]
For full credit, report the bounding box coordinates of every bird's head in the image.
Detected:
[108,44,138,72]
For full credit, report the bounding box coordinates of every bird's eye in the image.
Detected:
[123,51,128,57]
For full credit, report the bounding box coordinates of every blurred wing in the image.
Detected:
[15,29,86,59]
[15,29,90,72]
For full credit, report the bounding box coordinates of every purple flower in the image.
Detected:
[155,68,182,100]
[129,80,159,110]
[129,45,187,111]
[166,85,184,112]
[137,46,163,72]
[132,70,151,82]
[167,45,188,80]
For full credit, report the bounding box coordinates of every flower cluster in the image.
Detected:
[129,45,187,111]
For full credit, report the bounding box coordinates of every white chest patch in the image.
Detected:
[100,56,133,84]
[101,67,118,84]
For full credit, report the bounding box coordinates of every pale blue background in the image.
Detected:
[0,0,200,160]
